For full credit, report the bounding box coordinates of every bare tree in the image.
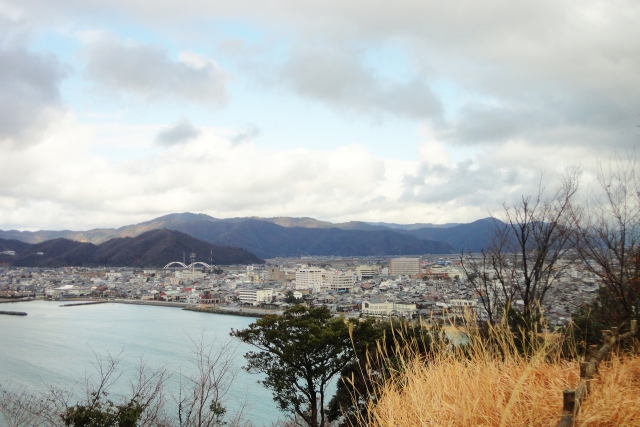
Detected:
[0,351,170,427]
[572,152,640,330]
[461,170,581,326]
[460,247,508,325]
[0,386,48,427]
[173,335,248,427]
[0,335,252,427]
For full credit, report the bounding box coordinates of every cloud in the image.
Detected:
[0,115,602,231]
[155,118,201,146]
[0,21,66,147]
[230,124,262,145]
[84,38,230,104]
[279,44,442,119]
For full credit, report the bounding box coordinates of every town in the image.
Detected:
[0,254,600,327]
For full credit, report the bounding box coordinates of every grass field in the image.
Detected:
[364,325,640,427]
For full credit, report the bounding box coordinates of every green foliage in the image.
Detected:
[570,285,640,353]
[230,305,363,427]
[283,291,303,304]
[327,319,435,427]
[61,393,144,427]
[209,400,227,426]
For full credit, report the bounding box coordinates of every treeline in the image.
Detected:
[0,229,264,267]
[460,155,640,348]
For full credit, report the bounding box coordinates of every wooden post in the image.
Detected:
[557,389,576,427]
[579,362,588,379]
[588,344,598,360]
[558,321,638,426]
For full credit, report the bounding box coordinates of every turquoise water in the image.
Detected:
[0,301,281,426]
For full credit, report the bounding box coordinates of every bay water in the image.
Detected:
[0,301,283,426]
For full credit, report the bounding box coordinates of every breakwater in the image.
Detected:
[114,299,192,308]
[59,301,108,307]
[85,299,283,319]
[184,306,283,318]
[0,310,27,316]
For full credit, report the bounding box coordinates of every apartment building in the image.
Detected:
[361,299,417,317]
[238,288,273,305]
[389,258,421,276]
[266,267,286,283]
[295,267,323,291]
[326,270,356,292]
[356,265,380,279]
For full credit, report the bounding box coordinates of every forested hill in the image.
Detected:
[0,229,264,267]
[167,219,454,258]
[0,213,499,256]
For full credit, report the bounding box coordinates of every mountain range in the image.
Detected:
[0,213,499,258]
[0,229,264,268]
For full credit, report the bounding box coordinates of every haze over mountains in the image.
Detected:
[0,229,264,268]
[0,213,496,259]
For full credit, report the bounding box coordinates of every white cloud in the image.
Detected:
[84,37,230,104]
[0,20,66,147]
[0,0,638,228]
[0,114,605,230]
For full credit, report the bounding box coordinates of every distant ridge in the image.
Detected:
[0,229,264,267]
[0,213,498,256]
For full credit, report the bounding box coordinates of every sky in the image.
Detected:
[0,0,639,230]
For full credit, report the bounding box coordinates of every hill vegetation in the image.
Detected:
[0,229,263,267]
[0,213,495,256]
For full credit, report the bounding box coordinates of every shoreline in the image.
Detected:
[5,298,284,319]
[113,299,282,318]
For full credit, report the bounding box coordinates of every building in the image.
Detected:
[356,265,379,279]
[362,299,395,316]
[393,302,418,317]
[238,288,274,305]
[361,299,418,317]
[295,267,323,291]
[266,267,286,283]
[326,271,356,292]
[176,270,206,280]
[448,299,478,317]
[389,258,421,276]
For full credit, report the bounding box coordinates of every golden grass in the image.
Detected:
[578,355,640,427]
[366,326,640,427]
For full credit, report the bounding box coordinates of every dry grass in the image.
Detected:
[365,325,640,427]
[578,355,640,427]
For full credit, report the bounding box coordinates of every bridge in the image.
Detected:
[163,261,214,270]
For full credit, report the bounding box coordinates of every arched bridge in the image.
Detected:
[163,261,213,270]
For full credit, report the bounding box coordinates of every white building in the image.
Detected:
[448,299,478,317]
[362,299,394,316]
[356,265,379,279]
[295,267,323,292]
[184,293,202,304]
[238,288,273,305]
[325,270,356,292]
[176,270,206,280]
[361,300,417,317]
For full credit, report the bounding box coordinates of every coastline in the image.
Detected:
[2,297,283,319]
[113,299,282,318]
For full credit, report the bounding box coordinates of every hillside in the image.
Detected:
[4,229,263,267]
[168,219,453,258]
[0,238,31,252]
[395,218,498,252]
[0,213,495,256]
